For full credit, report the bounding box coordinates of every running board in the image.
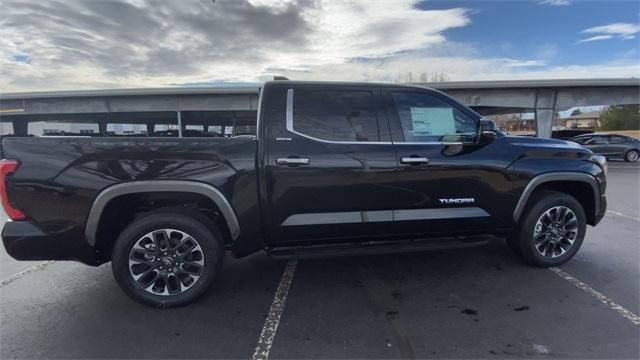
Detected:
[267,237,490,260]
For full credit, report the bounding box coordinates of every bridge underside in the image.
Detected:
[4,110,258,137]
[436,84,639,137]
[1,79,638,138]
[1,91,260,137]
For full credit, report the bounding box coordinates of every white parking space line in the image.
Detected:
[251,259,298,360]
[607,209,640,222]
[0,261,55,288]
[549,267,640,326]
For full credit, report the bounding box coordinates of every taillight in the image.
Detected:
[0,159,26,220]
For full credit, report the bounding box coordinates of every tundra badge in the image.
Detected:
[439,198,475,204]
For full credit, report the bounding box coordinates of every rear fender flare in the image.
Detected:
[84,181,240,246]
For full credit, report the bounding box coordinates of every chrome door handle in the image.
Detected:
[400,157,429,165]
[276,157,310,166]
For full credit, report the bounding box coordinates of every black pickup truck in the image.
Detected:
[1,81,607,307]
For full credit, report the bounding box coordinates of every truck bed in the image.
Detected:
[1,136,259,264]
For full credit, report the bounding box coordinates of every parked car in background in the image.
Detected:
[552,129,593,140]
[571,134,640,162]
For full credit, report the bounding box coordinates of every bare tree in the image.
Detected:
[393,71,449,83]
[430,72,449,82]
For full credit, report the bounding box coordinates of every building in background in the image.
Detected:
[563,110,602,130]
[487,113,536,133]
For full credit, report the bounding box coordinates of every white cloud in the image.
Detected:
[583,23,640,36]
[533,43,560,60]
[0,0,638,92]
[277,55,640,83]
[502,59,547,68]
[578,22,640,43]
[577,35,614,43]
[248,0,296,10]
[0,0,472,91]
[266,1,471,69]
[539,0,573,6]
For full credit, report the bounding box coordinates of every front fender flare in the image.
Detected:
[513,172,600,222]
[84,181,240,246]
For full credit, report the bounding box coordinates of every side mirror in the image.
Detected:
[477,119,500,143]
[480,119,498,133]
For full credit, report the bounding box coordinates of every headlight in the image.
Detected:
[591,154,607,175]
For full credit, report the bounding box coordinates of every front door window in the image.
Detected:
[390,92,477,144]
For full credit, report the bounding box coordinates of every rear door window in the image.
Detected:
[573,136,593,144]
[586,136,608,145]
[291,88,381,142]
[609,136,626,144]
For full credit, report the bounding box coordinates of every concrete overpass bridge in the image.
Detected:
[1,78,638,138]
[417,78,640,137]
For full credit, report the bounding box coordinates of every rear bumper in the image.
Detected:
[2,221,98,265]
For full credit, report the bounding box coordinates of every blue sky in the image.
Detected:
[421,0,639,67]
[1,0,639,91]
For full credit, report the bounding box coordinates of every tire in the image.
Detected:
[624,149,639,162]
[111,212,223,308]
[512,190,586,267]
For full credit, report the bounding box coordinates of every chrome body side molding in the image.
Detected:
[281,207,489,226]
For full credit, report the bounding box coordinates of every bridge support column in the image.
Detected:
[231,112,237,136]
[535,109,554,138]
[534,89,557,138]
[98,121,107,136]
[11,120,28,136]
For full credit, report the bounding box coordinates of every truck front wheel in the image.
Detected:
[111,212,223,308]
[512,190,586,267]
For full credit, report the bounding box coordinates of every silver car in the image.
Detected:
[571,134,640,162]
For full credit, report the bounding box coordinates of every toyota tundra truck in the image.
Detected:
[0,81,607,307]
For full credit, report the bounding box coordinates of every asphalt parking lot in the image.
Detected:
[1,161,638,359]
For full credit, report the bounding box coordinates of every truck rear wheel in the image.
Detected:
[111,212,223,308]
[512,190,586,267]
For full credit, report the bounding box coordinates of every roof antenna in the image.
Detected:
[274,76,290,81]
